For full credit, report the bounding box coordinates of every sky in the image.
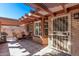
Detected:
[0,3,35,20]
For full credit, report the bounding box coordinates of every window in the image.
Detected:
[34,21,41,36]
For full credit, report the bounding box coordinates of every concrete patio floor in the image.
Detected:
[0,37,44,56]
[0,37,71,56]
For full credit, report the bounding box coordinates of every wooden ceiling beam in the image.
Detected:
[29,16,38,19]
[20,14,35,23]
[30,11,44,17]
[25,14,35,19]
[20,19,27,23]
[24,17,35,22]
[60,4,67,13]
[67,4,79,12]
[33,3,54,15]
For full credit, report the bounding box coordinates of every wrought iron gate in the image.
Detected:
[52,14,71,53]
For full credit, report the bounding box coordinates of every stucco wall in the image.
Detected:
[70,9,79,56]
[33,36,42,44]
[0,17,19,26]
[1,26,28,37]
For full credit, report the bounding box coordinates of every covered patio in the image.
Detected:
[0,3,79,56]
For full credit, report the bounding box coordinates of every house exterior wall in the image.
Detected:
[33,36,48,45]
[33,19,48,45]
[48,8,79,55]
[33,36,42,44]
[70,9,79,56]
[0,17,27,38]
[25,21,42,44]
[25,19,48,45]
[1,25,27,37]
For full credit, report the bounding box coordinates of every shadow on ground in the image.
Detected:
[8,39,44,56]
[17,40,44,56]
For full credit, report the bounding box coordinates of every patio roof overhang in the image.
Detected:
[0,3,79,26]
[19,3,79,24]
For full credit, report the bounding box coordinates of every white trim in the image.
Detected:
[34,20,41,37]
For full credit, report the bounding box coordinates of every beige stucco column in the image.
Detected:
[48,15,53,47]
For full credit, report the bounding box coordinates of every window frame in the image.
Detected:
[34,21,41,36]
